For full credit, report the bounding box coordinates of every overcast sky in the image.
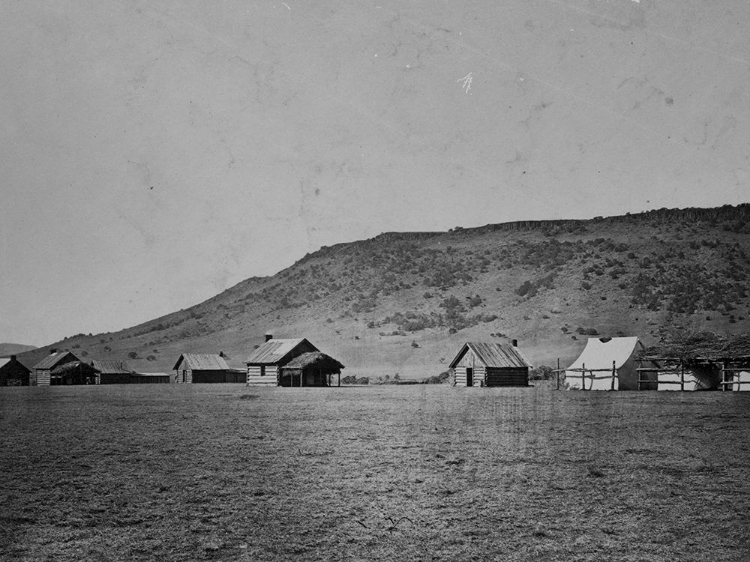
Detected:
[1,0,748,346]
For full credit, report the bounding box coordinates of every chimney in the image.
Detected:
[511,339,518,347]
[10,355,16,361]
[50,348,57,354]
[265,333,273,342]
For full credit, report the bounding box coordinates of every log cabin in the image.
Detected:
[449,341,531,387]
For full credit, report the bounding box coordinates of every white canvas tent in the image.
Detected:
[729,370,750,391]
[565,337,645,391]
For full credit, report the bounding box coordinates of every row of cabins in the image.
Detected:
[1,334,534,387]
[3,336,535,388]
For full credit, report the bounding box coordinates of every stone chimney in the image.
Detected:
[10,355,16,361]
[265,333,273,342]
[511,339,518,347]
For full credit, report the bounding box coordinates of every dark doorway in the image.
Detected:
[466,367,473,387]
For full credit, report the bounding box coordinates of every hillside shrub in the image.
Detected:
[529,365,554,380]
[424,371,451,384]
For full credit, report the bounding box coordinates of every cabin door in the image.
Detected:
[466,367,473,387]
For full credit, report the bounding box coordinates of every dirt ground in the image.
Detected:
[1,384,749,561]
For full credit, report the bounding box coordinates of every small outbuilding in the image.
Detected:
[0,355,32,386]
[132,372,173,384]
[246,336,344,386]
[31,350,81,386]
[91,360,133,385]
[173,353,231,383]
[449,342,531,387]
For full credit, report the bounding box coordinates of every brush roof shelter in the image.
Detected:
[449,342,531,387]
[50,361,99,385]
[565,337,646,391]
[31,350,81,386]
[0,355,32,386]
[280,351,345,387]
[173,353,230,383]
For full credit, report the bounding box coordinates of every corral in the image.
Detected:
[0,385,748,561]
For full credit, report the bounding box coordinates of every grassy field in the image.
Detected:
[1,384,749,561]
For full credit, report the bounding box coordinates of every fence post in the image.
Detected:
[556,358,560,390]
[611,360,616,391]
[680,361,684,391]
[582,363,586,391]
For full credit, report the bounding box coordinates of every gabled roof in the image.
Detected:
[173,354,229,371]
[33,351,80,370]
[449,342,532,369]
[0,358,10,369]
[91,360,132,374]
[246,338,317,365]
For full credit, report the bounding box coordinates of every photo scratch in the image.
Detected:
[457,72,473,94]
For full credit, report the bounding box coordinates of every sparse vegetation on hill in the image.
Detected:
[17,204,750,376]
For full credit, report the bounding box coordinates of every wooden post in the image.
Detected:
[611,360,616,391]
[556,358,560,390]
[338,372,341,387]
[582,363,586,390]
[680,361,684,391]
[722,361,728,392]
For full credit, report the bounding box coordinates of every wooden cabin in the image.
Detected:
[0,355,32,386]
[31,350,81,386]
[449,342,531,387]
[246,335,344,386]
[91,360,133,384]
[173,353,231,383]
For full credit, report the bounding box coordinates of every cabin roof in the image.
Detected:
[246,338,317,365]
[33,351,80,370]
[91,360,132,374]
[449,342,532,369]
[172,354,229,371]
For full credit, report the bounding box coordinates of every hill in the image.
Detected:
[0,343,37,358]
[17,204,750,379]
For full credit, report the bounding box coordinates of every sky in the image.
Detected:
[1,0,749,346]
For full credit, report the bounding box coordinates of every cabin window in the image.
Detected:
[260,366,265,377]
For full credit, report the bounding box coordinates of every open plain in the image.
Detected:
[1,384,749,561]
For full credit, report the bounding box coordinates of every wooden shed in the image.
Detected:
[31,350,81,386]
[449,342,531,387]
[173,353,231,383]
[91,360,133,385]
[279,352,345,387]
[246,336,344,387]
[0,355,32,386]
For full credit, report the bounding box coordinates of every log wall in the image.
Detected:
[247,365,278,386]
